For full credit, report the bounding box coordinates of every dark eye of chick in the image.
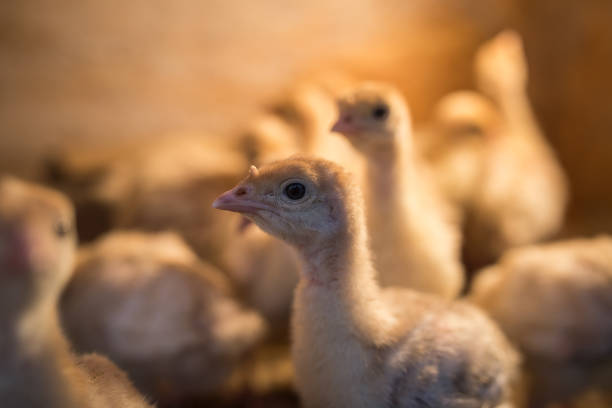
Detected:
[284,183,306,200]
[372,104,389,120]
[54,220,72,238]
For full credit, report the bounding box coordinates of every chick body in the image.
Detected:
[61,230,267,403]
[471,235,612,405]
[421,31,568,270]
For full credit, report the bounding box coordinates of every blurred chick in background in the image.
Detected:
[470,235,612,407]
[419,30,568,272]
[332,81,464,298]
[61,230,267,405]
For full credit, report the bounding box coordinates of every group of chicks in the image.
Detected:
[1,29,611,408]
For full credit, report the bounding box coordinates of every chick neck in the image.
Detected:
[0,287,69,361]
[365,123,415,220]
[295,194,397,345]
[0,283,79,408]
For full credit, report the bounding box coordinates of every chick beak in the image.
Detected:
[331,114,357,134]
[212,186,272,215]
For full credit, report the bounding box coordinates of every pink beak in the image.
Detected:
[331,115,358,134]
[212,186,276,215]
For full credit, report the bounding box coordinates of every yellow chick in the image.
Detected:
[213,157,523,408]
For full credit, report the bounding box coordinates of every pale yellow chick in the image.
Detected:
[332,81,464,298]
[213,157,523,408]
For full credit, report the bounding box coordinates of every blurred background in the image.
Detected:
[1,0,611,235]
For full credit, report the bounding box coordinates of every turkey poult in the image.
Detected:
[468,30,567,269]
[332,82,464,298]
[0,176,152,408]
[470,236,612,406]
[60,231,267,404]
[424,30,568,271]
[213,157,523,408]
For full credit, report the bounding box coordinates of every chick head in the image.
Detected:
[331,81,411,152]
[0,176,76,306]
[213,157,359,249]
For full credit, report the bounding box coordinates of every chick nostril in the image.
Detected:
[344,115,353,123]
[235,187,247,197]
